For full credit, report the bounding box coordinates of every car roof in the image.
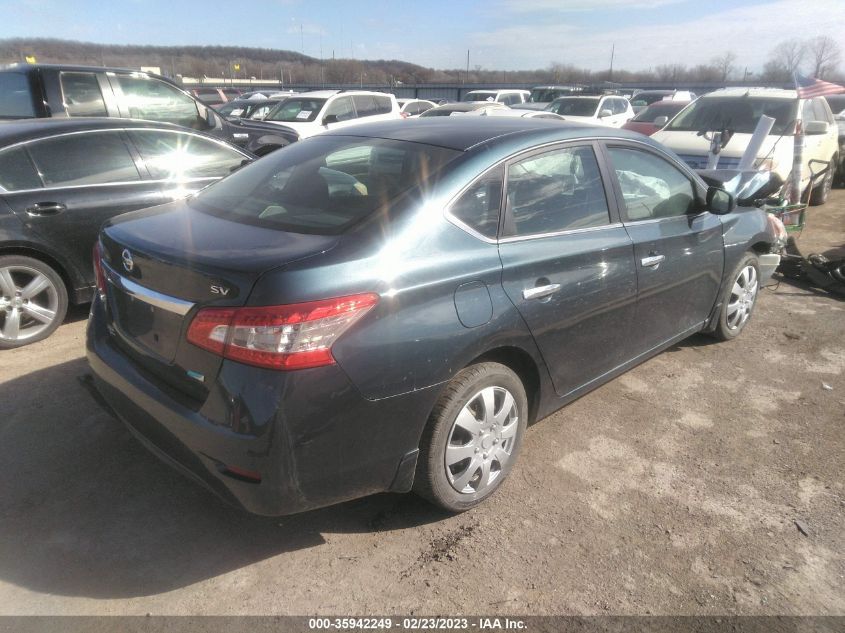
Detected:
[0,118,195,147]
[293,90,394,99]
[320,117,651,152]
[705,87,799,100]
[1,62,173,81]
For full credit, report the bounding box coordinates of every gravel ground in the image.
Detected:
[0,191,842,617]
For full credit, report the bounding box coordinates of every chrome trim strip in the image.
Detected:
[498,222,624,243]
[104,263,195,316]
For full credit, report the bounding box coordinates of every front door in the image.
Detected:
[603,143,724,354]
[498,142,638,398]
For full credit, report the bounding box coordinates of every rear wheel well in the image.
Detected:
[468,347,542,425]
[0,246,76,303]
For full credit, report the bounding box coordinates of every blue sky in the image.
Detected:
[6,0,845,73]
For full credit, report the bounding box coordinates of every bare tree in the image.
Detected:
[711,51,737,81]
[807,35,841,78]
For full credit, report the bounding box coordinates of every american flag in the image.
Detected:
[793,73,845,98]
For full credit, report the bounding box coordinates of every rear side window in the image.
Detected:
[112,75,202,129]
[128,130,245,179]
[504,146,610,237]
[373,96,394,114]
[607,147,695,220]
[352,95,379,117]
[449,166,503,239]
[325,96,356,121]
[0,72,36,118]
[27,132,140,187]
[0,147,42,191]
[60,72,107,117]
[189,136,460,235]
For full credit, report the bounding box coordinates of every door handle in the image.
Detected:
[641,254,665,267]
[25,202,66,217]
[522,283,561,301]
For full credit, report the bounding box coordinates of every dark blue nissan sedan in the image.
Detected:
[86,118,781,515]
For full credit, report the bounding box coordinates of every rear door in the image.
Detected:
[603,142,723,354]
[125,128,250,200]
[3,130,165,286]
[497,142,638,398]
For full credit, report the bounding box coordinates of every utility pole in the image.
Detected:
[609,43,615,82]
[300,24,304,55]
[465,49,470,84]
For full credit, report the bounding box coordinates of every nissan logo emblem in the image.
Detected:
[121,249,134,273]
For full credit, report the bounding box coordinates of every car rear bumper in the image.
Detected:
[85,296,437,516]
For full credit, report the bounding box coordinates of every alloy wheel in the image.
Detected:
[0,265,60,344]
[726,264,758,330]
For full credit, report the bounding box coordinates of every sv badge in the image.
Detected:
[210,284,230,296]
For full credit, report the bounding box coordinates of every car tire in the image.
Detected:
[809,155,836,205]
[414,362,527,513]
[710,253,760,342]
[0,255,68,349]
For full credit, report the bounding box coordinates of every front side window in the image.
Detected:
[27,132,140,187]
[60,72,107,117]
[324,96,356,122]
[128,130,245,180]
[504,145,610,237]
[189,136,460,235]
[608,147,695,221]
[0,147,42,191]
[113,75,202,129]
[0,72,36,119]
[449,166,503,239]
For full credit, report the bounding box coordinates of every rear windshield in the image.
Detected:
[632,102,688,123]
[0,72,36,119]
[265,98,327,123]
[463,92,496,102]
[665,97,798,135]
[630,92,671,107]
[189,136,461,235]
[548,98,599,117]
[529,89,576,102]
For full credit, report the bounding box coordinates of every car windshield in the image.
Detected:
[631,92,670,107]
[530,89,577,102]
[632,102,687,123]
[189,136,461,235]
[548,98,599,117]
[463,92,496,102]
[665,97,798,135]
[0,72,36,119]
[265,98,327,123]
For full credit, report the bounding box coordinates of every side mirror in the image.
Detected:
[599,109,612,118]
[653,115,669,127]
[322,114,339,126]
[706,186,735,215]
[804,120,829,135]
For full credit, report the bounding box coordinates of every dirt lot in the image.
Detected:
[1,193,843,617]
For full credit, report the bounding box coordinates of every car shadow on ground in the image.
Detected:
[0,358,448,599]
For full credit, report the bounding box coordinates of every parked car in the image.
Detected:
[462,90,530,106]
[0,64,297,156]
[262,90,402,140]
[216,97,286,121]
[622,100,690,136]
[471,108,565,120]
[0,118,253,348]
[823,94,845,185]
[515,85,586,110]
[546,95,634,127]
[419,102,509,117]
[397,98,437,118]
[190,87,237,107]
[652,88,839,205]
[86,118,780,516]
[630,90,696,113]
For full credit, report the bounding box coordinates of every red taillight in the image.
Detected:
[186,293,379,370]
[93,242,107,298]
[400,111,410,119]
